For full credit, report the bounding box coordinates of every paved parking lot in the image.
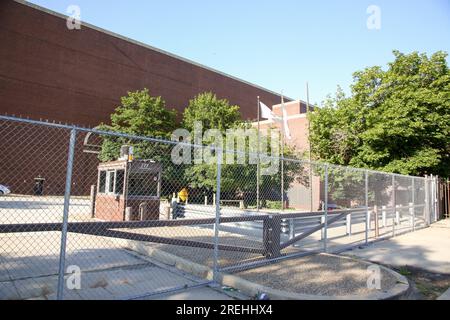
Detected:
[0,195,92,224]
[0,229,228,300]
[0,195,221,300]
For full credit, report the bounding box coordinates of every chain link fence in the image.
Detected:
[0,115,442,300]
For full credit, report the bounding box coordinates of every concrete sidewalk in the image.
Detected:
[343,219,450,274]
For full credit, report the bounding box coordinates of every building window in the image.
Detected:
[99,171,106,193]
[107,170,115,194]
[115,170,125,195]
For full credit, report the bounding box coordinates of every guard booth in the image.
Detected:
[94,155,162,221]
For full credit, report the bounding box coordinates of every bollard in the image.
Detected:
[374,205,379,238]
[165,205,171,220]
[289,219,295,240]
[409,202,414,231]
[139,202,148,221]
[320,216,326,240]
[89,185,96,218]
[125,207,133,221]
[396,204,400,225]
[382,205,387,228]
[346,213,352,236]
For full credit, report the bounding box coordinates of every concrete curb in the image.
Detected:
[112,238,409,300]
[110,238,214,280]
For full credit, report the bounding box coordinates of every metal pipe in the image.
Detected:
[256,96,260,212]
[411,178,415,231]
[392,174,396,237]
[365,170,369,245]
[425,175,429,225]
[212,148,222,282]
[56,128,77,300]
[281,93,285,211]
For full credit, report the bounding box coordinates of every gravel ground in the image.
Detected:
[235,254,399,297]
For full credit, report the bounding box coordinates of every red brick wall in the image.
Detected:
[0,1,289,197]
[94,194,125,221]
[0,1,285,126]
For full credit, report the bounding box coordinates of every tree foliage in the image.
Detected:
[309,50,450,177]
[182,92,241,132]
[98,88,177,161]
[97,90,304,203]
[181,92,303,205]
[96,89,182,194]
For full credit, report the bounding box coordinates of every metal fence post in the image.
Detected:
[89,185,96,218]
[444,179,450,218]
[434,176,439,222]
[323,164,328,253]
[346,213,352,236]
[320,216,325,240]
[430,174,434,223]
[212,147,222,283]
[374,205,379,238]
[425,175,430,226]
[411,178,415,231]
[409,202,414,232]
[392,174,396,237]
[289,218,295,240]
[365,170,369,245]
[395,205,400,225]
[56,128,77,300]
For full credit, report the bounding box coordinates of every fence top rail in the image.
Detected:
[0,210,369,234]
[0,114,427,180]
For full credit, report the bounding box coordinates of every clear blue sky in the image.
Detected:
[29,0,450,105]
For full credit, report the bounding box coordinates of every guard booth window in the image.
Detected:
[115,170,124,195]
[98,169,125,195]
[99,171,106,193]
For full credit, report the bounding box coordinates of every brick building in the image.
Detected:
[0,0,287,125]
[255,101,321,210]
[0,1,308,197]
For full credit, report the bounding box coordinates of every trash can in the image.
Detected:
[33,177,45,196]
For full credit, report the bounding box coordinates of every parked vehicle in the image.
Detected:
[327,203,342,211]
[319,201,342,211]
[0,184,11,195]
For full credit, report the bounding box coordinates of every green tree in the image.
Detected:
[181,92,242,194]
[181,92,303,206]
[309,50,450,178]
[98,88,177,161]
[182,92,241,132]
[97,89,181,196]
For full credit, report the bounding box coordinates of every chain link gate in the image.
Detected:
[0,115,441,300]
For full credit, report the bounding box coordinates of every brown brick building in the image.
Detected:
[0,1,304,197]
[0,0,287,125]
